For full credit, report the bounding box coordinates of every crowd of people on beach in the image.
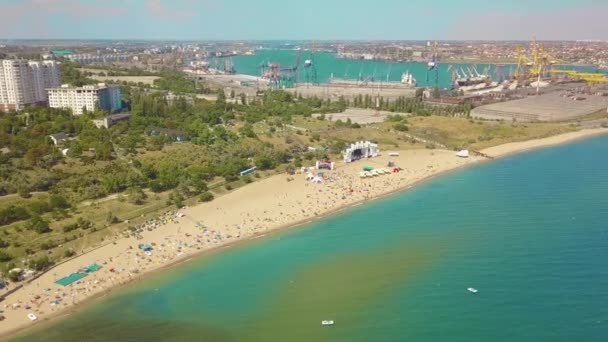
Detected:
[0,152,474,331]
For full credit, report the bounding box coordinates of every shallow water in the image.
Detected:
[15,135,608,341]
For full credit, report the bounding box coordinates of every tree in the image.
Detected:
[28,255,53,271]
[106,211,119,225]
[170,190,184,208]
[432,87,441,99]
[27,216,51,234]
[230,89,235,99]
[254,155,275,170]
[126,185,146,205]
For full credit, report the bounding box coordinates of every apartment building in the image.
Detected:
[0,59,61,112]
[47,83,122,115]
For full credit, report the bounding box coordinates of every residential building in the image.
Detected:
[92,113,132,128]
[49,133,69,145]
[0,59,61,112]
[47,83,122,115]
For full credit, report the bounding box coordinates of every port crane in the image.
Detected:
[426,41,439,88]
[548,70,608,85]
[303,42,318,85]
[258,48,303,89]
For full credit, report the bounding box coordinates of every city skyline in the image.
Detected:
[0,0,607,41]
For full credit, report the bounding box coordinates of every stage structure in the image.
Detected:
[342,141,379,163]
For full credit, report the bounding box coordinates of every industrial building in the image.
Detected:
[47,83,122,115]
[0,59,61,112]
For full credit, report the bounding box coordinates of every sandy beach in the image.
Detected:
[1,127,606,338]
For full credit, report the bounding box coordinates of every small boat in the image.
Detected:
[467,287,478,293]
[321,320,335,326]
[27,313,38,321]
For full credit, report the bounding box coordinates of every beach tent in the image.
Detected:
[456,150,470,158]
[363,166,374,171]
[85,264,103,273]
[55,272,88,286]
[140,244,153,251]
[305,172,314,181]
[312,176,323,184]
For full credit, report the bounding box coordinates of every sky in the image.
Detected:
[0,0,607,41]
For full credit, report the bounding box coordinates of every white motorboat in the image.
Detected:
[321,320,335,326]
[467,287,478,293]
[27,313,38,321]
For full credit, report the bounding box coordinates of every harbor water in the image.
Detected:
[14,135,608,341]
[225,50,602,88]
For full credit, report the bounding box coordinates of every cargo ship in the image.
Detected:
[329,71,417,88]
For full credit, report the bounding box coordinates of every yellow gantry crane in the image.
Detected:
[549,69,608,85]
[514,39,561,80]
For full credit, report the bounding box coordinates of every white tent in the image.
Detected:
[312,176,323,184]
[456,150,470,158]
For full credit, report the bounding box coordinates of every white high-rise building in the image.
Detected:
[47,83,122,115]
[0,59,60,112]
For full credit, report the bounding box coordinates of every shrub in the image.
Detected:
[49,194,70,209]
[18,187,31,199]
[393,123,409,132]
[28,201,50,215]
[242,176,253,184]
[7,271,20,282]
[225,184,233,191]
[0,251,12,262]
[77,217,93,229]
[40,242,56,250]
[64,250,76,258]
[63,223,79,232]
[199,191,214,202]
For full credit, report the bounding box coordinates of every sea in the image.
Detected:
[13,135,608,341]
[221,50,603,88]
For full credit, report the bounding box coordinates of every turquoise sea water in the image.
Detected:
[225,50,603,88]
[14,135,608,341]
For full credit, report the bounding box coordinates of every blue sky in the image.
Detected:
[1,0,607,40]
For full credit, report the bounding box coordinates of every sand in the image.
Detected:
[1,127,607,337]
[480,128,608,157]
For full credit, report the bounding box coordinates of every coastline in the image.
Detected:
[3,127,607,339]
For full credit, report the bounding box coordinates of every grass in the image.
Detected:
[406,116,578,150]
[0,113,585,269]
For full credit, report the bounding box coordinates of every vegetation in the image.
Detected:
[0,72,581,275]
